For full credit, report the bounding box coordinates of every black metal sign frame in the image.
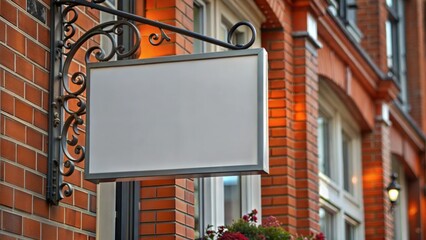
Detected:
[47,0,256,205]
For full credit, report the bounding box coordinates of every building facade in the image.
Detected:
[0,0,425,239]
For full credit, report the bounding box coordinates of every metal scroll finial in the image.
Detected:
[47,0,257,205]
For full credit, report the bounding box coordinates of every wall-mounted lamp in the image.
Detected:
[386,173,401,210]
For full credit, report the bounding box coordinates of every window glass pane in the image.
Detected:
[319,208,334,239]
[347,0,357,25]
[345,221,356,240]
[223,176,241,225]
[386,20,394,69]
[342,133,354,194]
[386,0,394,7]
[318,114,331,178]
[193,2,204,53]
[234,31,246,46]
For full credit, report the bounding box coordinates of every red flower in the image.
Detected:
[315,232,325,240]
[242,215,249,222]
[219,232,249,240]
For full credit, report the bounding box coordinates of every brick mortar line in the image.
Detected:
[0,43,49,75]
[0,229,34,240]
[0,179,46,201]
[0,180,98,217]
[2,67,49,94]
[1,135,47,157]
[1,87,48,114]
[76,6,101,27]
[1,126,96,194]
[2,53,49,75]
[4,0,51,16]
[57,197,97,216]
[1,111,48,135]
[0,206,96,237]
[62,181,97,196]
[1,156,47,179]
[139,196,182,201]
[2,17,50,52]
[3,0,50,26]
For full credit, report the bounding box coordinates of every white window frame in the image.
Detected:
[345,215,360,240]
[193,0,264,231]
[386,0,408,109]
[200,0,263,53]
[319,199,339,240]
[318,81,365,240]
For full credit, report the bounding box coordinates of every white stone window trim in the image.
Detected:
[199,0,263,53]
[319,198,339,240]
[318,81,365,240]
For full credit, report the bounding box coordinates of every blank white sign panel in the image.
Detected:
[86,49,268,181]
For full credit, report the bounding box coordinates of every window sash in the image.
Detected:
[223,176,242,225]
[337,0,358,25]
[318,114,331,178]
[193,1,205,54]
[319,207,335,239]
[345,221,356,240]
[318,81,365,239]
[342,132,354,195]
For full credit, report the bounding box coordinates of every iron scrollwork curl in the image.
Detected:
[48,4,142,204]
[149,28,171,46]
[48,0,257,205]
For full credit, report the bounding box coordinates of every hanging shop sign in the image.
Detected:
[85,48,268,182]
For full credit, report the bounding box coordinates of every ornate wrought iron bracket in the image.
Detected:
[47,0,257,205]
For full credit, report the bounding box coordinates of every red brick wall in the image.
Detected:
[257,0,299,234]
[291,3,321,235]
[261,27,299,233]
[292,37,320,235]
[258,0,320,235]
[137,1,195,239]
[1,0,96,239]
[405,0,426,131]
[362,118,393,240]
[357,0,388,72]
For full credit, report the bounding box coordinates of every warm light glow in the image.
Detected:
[294,112,307,121]
[351,176,358,185]
[388,189,399,202]
[409,206,418,216]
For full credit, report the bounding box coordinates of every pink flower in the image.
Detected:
[243,215,249,222]
[262,216,281,227]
